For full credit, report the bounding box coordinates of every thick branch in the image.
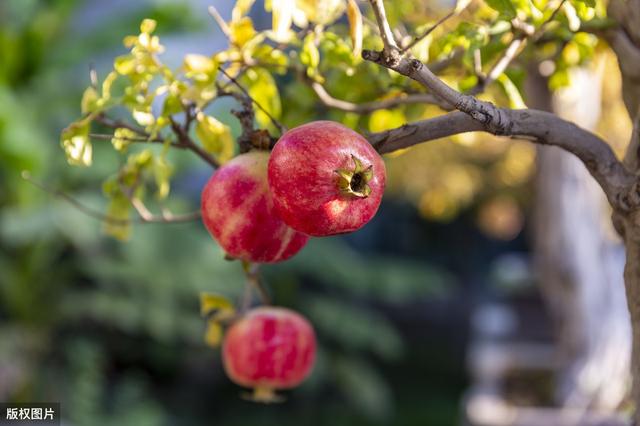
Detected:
[363,50,634,208]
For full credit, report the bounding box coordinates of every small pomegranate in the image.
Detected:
[201,151,309,263]
[268,121,386,236]
[222,307,316,401]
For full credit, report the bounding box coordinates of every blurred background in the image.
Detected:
[0,0,633,425]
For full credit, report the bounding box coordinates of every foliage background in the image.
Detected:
[0,0,628,424]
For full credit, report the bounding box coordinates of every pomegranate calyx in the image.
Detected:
[335,154,373,198]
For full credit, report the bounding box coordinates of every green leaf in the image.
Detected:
[301,33,320,78]
[61,120,92,167]
[497,74,526,108]
[195,113,234,163]
[153,149,173,199]
[242,68,282,128]
[333,355,393,419]
[102,190,131,241]
[549,67,571,90]
[484,0,517,19]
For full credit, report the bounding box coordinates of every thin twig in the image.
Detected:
[219,67,287,134]
[468,0,567,94]
[310,80,446,112]
[401,10,456,53]
[94,114,146,135]
[169,116,220,168]
[243,262,271,305]
[532,0,568,41]
[21,171,200,224]
[468,36,526,95]
[369,0,399,53]
[208,5,231,37]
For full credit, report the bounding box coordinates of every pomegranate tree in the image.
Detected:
[222,307,316,401]
[268,121,386,236]
[201,151,309,263]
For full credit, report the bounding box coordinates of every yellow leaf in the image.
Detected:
[270,0,294,42]
[183,54,217,82]
[229,16,257,48]
[243,68,281,128]
[140,18,157,34]
[346,0,363,58]
[232,0,256,22]
[61,121,92,167]
[81,86,99,114]
[295,0,345,25]
[195,113,235,163]
[204,321,223,348]
[114,54,136,75]
[101,71,118,100]
[111,128,140,152]
[132,109,155,127]
[368,109,406,132]
[200,292,236,318]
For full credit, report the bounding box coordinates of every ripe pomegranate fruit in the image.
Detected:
[222,307,316,401]
[268,121,386,236]
[201,151,309,263]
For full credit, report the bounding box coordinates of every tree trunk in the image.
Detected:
[622,236,640,423]
[608,0,640,421]
[530,63,631,411]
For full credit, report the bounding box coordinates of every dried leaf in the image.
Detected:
[347,0,363,57]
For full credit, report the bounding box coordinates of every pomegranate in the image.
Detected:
[201,151,309,263]
[222,307,316,401]
[268,121,386,236]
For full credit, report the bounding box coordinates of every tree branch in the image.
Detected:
[242,262,270,305]
[310,80,444,112]
[369,0,399,56]
[219,67,286,135]
[95,114,219,168]
[169,116,220,168]
[22,171,200,225]
[400,6,464,54]
[361,4,635,210]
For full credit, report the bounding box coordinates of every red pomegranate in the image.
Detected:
[222,307,316,401]
[268,121,386,236]
[201,151,309,263]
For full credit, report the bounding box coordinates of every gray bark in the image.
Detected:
[531,65,630,410]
